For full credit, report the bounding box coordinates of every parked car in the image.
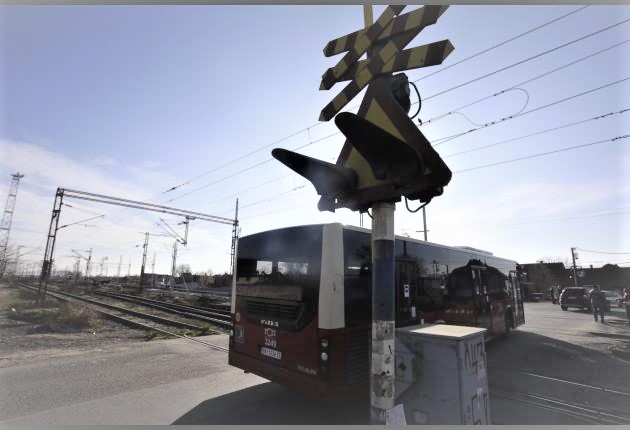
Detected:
[526,292,545,302]
[602,290,622,309]
[559,287,592,311]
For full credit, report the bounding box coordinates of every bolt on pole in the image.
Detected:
[370,202,396,424]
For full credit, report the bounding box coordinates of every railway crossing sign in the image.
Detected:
[319,5,452,121]
[272,4,454,213]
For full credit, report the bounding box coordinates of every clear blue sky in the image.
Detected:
[1,5,628,276]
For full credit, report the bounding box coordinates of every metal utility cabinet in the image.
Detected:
[394,324,490,424]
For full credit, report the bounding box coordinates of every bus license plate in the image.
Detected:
[260,346,282,360]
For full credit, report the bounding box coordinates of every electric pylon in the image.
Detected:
[0,172,25,277]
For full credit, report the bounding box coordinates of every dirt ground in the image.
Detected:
[0,283,147,368]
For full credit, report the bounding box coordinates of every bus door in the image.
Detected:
[471,266,492,331]
[509,271,525,326]
[395,258,419,326]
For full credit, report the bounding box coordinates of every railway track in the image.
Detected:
[95,291,231,326]
[491,386,630,425]
[489,368,630,425]
[14,282,229,352]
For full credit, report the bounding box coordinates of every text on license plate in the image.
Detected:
[260,346,282,360]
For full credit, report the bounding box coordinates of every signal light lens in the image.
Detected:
[320,338,329,348]
[320,352,329,362]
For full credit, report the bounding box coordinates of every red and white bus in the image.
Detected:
[228,223,524,395]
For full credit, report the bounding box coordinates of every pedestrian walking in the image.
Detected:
[591,285,606,323]
[623,288,630,325]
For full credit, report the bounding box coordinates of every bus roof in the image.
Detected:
[241,222,518,266]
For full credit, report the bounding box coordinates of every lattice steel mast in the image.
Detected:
[0,172,25,277]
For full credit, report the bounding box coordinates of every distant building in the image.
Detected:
[521,262,630,294]
[579,264,630,292]
[520,262,570,293]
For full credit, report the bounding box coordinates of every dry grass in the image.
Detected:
[5,289,101,332]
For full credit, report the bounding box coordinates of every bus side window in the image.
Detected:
[449,271,474,299]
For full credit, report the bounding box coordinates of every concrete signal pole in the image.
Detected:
[371,202,396,424]
[362,6,396,424]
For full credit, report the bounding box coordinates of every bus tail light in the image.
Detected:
[319,337,329,372]
[234,325,244,343]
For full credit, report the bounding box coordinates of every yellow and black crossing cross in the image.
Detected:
[319,5,453,122]
[336,40,454,86]
[321,5,449,89]
[320,5,406,89]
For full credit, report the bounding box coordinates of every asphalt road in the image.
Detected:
[1,302,629,425]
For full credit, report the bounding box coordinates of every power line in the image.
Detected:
[431,206,630,229]
[433,78,630,146]
[165,77,629,208]
[412,6,590,84]
[188,173,293,211]
[444,108,629,158]
[419,39,630,128]
[158,124,324,196]
[454,134,629,173]
[241,203,313,221]
[420,17,630,102]
[576,247,630,255]
[236,186,307,211]
[455,210,630,230]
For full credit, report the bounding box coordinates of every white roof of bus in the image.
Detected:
[242,222,517,265]
[343,224,517,265]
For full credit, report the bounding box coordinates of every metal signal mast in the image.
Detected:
[39,187,237,297]
[0,172,25,278]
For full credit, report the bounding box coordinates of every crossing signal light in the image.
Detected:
[272,73,451,213]
[271,148,357,212]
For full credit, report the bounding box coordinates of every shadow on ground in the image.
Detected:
[172,382,369,424]
[174,329,630,425]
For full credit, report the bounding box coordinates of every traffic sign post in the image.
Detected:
[270,4,454,424]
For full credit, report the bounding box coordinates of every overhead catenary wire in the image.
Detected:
[431,208,630,231]
[412,6,591,84]
[419,17,630,103]
[432,78,630,146]
[454,134,629,173]
[164,60,630,207]
[444,108,629,158]
[418,39,630,129]
[158,124,324,197]
[165,109,630,219]
[576,248,630,255]
[433,205,630,229]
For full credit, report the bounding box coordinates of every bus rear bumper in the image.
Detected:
[228,350,329,394]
